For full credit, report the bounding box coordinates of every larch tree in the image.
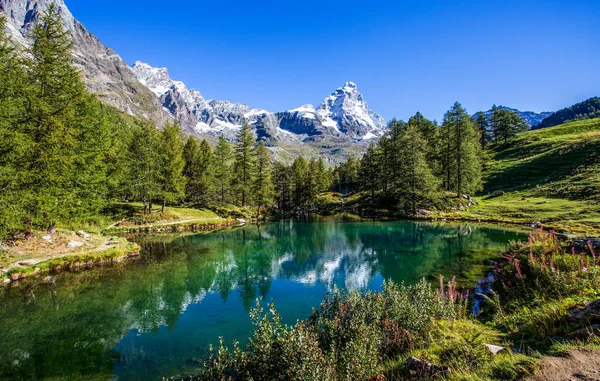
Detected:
[473,111,490,149]
[394,125,439,212]
[253,141,274,219]
[159,123,186,212]
[491,108,528,146]
[233,123,256,207]
[408,112,440,173]
[183,136,213,206]
[291,157,309,209]
[440,102,482,196]
[128,122,161,214]
[213,134,233,204]
[24,4,85,231]
[273,162,292,213]
[358,141,382,201]
[0,15,28,236]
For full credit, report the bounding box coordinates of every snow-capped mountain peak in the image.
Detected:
[316,82,386,138]
[130,61,387,142]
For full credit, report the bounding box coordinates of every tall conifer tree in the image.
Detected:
[440,102,482,196]
[253,141,274,219]
[233,123,256,207]
[474,111,490,149]
[159,123,186,212]
[23,4,87,230]
[214,134,233,204]
[394,125,439,212]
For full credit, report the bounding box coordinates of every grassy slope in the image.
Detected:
[447,118,600,234]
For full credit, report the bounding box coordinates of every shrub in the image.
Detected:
[191,279,467,381]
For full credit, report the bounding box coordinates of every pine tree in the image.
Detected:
[315,158,331,192]
[474,111,490,149]
[213,134,233,204]
[233,123,256,207]
[158,123,186,212]
[291,157,309,209]
[440,102,482,196]
[408,112,440,172]
[71,98,122,220]
[358,142,382,200]
[253,141,274,219]
[183,136,213,206]
[0,15,29,237]
[492,108,528,146]
[490,105,500,143]
[23,4,89,230]
[273,162,292,213]
[394,125,439,212]
[128,122,161,214]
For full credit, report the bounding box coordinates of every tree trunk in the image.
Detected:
[257,204,261,221]
[162,198,166,214]
[149,200,153,215]
[47,222,56,235]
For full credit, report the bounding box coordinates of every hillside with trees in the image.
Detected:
[536,96,600,129]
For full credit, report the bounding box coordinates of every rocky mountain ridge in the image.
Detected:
[131,61,387,142]
[0,0,170,125]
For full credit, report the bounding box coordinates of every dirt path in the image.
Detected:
[525,348,600,381]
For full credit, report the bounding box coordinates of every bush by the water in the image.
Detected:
[171,229,600,381]
[176,279,535,381]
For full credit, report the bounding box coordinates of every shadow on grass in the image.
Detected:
[484,138,600,198]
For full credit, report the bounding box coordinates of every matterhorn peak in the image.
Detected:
[314,81,386,137]
[343,81,358,89]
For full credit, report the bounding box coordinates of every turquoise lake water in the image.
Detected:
[0,220,526,380]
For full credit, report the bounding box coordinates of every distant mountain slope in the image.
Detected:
[535,97,600,129]
[131,62,387,142]
[0,0,169,125]
[455,117,600,234]
[475,106,552,128]
[484,117,600,198]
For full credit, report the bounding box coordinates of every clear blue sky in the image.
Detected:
[66,0,599,121]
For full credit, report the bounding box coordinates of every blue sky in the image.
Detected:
[66,0,599,121]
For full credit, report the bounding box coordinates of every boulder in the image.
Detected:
[566,324,600,339]
[406,356,449,378]
[41,235,53,242]
[555,233,578,240]
[485,344,506,354]
[568,300,600,324]
[67,241,85,248]
[76,230,91,239]
[491,190,505,197]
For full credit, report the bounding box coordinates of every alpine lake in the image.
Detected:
[0,219,528,381]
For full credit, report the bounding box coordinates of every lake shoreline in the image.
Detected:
[0,215,536,289]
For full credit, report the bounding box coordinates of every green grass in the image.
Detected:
[447,118,600,234]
